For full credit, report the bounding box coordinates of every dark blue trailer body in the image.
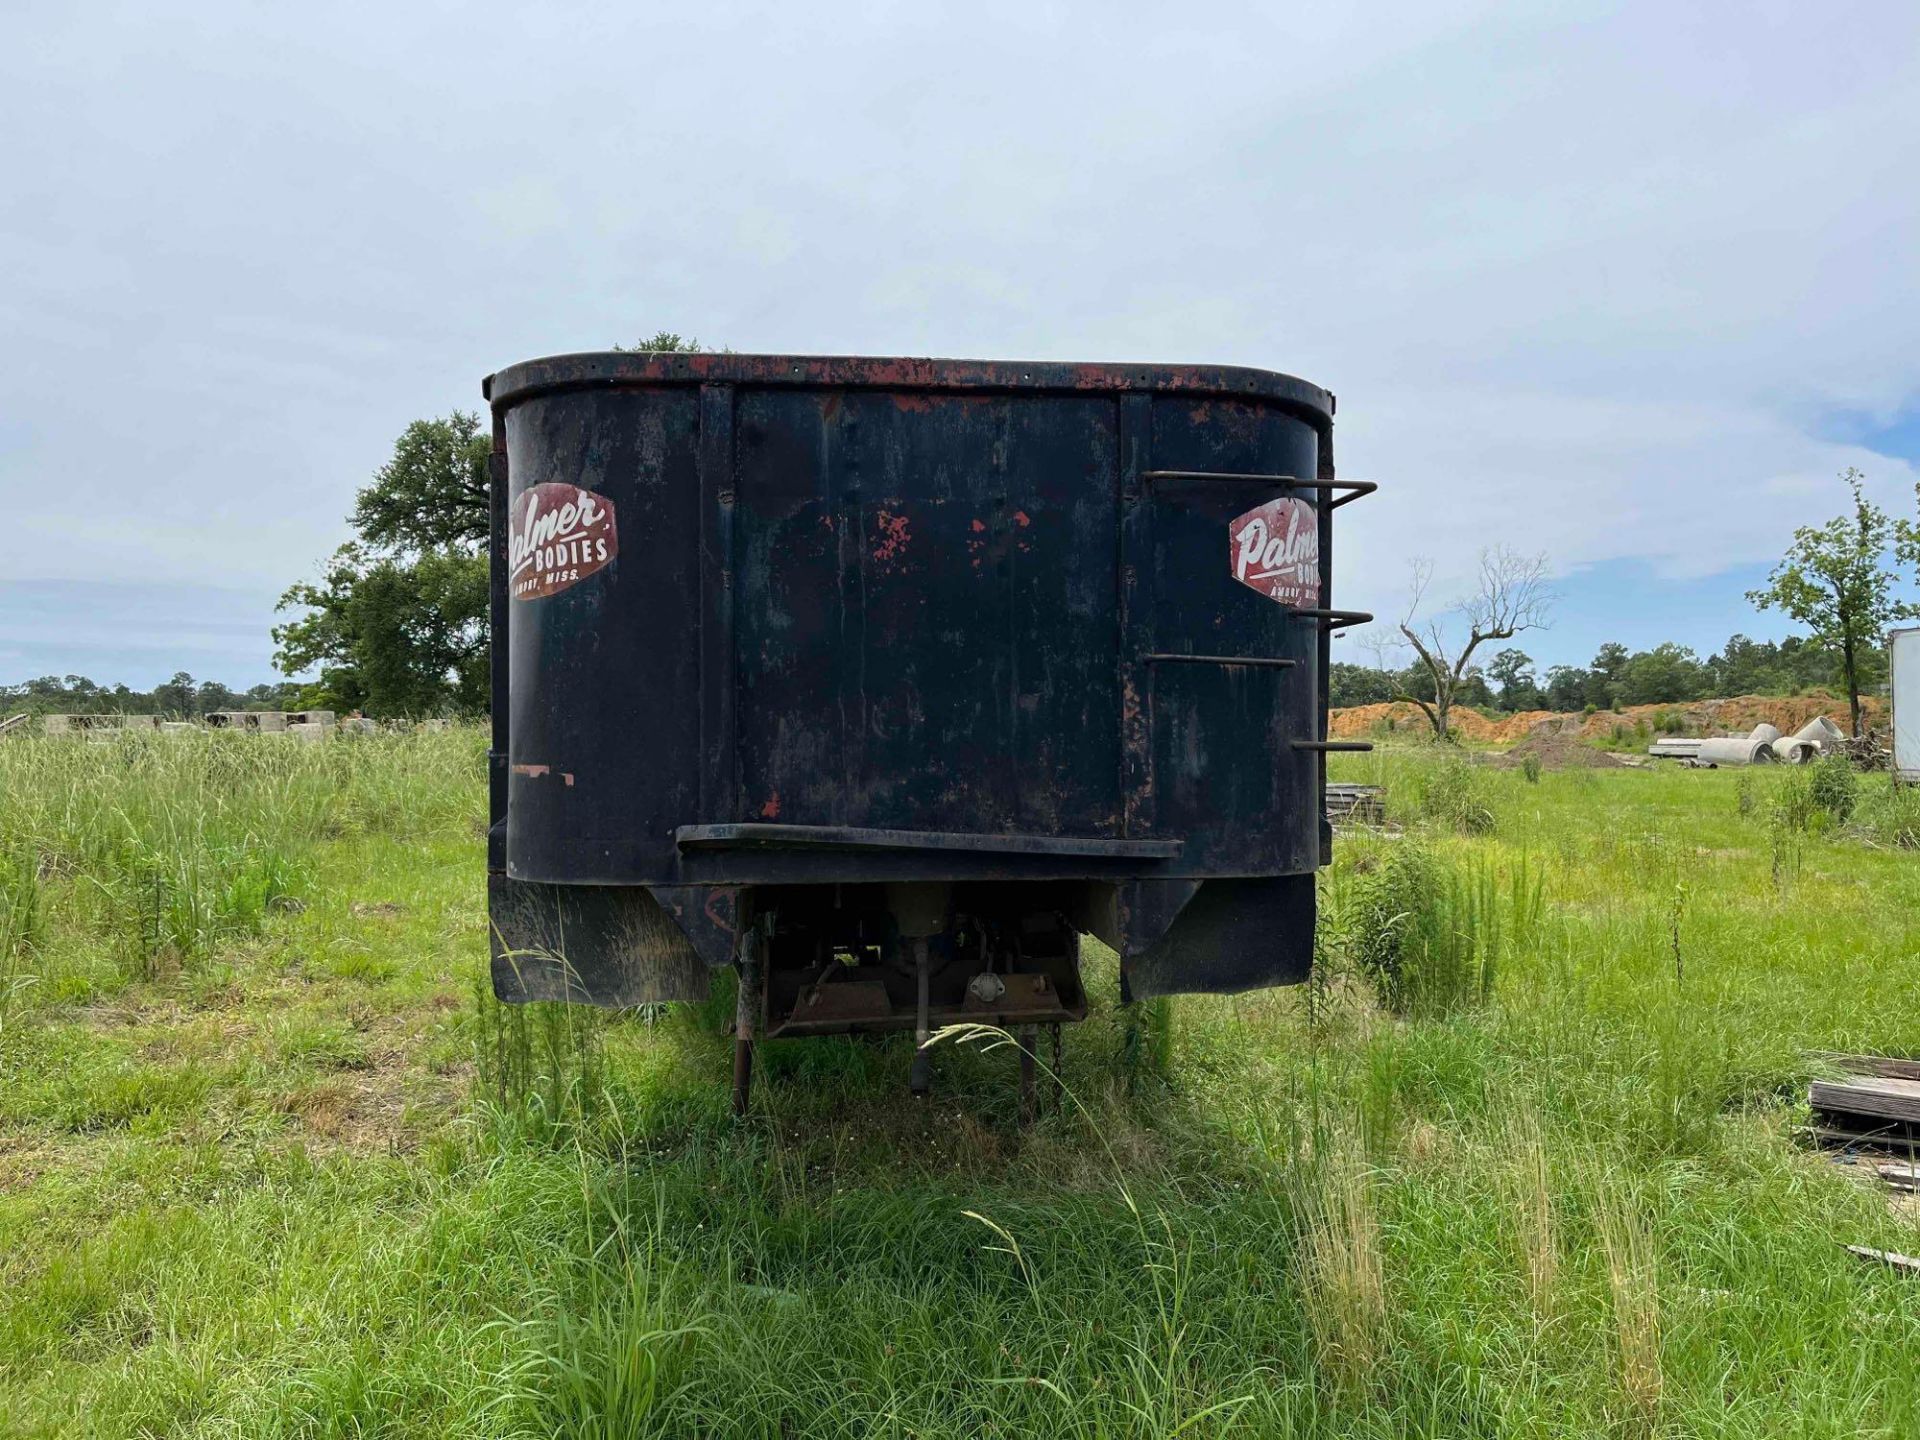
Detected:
[482,354,1370,1103]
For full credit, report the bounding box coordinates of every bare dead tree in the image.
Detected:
[1393,547,1553,740]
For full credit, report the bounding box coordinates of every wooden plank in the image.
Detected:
[1877,1163,1919,1192]
[1810,1077,1920,1126]
[1813,1053,1920,1083]
[1325,784,1386,825]
[1845,1245,1920,1274]
[1807,1124,1918,1150]
[1804,1121,1912,1159]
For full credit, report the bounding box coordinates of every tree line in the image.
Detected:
[2,673,304,717]
[1356,466,1916,737]
[1331,631,1875,715]
[28,343,1901,729]
[272,406,1919,729]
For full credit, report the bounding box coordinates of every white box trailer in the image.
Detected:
[1893,626,1920,781]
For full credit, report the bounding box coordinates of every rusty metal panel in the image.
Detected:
[730,386,1129,839]
[483,354,1356,1005]
[501,385,703,883]
[489,875,709,1005]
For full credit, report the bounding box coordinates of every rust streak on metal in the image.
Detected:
[871,510,912,565]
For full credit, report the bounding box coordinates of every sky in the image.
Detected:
[3,1,1918,689]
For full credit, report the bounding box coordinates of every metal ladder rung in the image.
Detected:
[1290,608,1374,628]
[1142,472,1378,509]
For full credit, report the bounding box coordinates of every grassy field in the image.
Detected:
[2,730,1918,1437]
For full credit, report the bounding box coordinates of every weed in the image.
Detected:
[1120,994,1174,1094]
[1855,774,1920,848]
[0,845,46,1028]
[1667,874,1689,987]
[1340,844,1533,1016]
[516,1231,707,1434]
[472,971,609,1145]
[1417,756,1497,835]
[1506,1111,1559,1327]
[1769,769,1816,835]
[1297,1149,1386,1396]
[1594,1181,1663,1432]
[1807,750,1858,824]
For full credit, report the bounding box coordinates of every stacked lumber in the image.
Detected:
[1325,784,1386,827]
[1810,1054,1920,1148]
[1878,1161,1919,1194]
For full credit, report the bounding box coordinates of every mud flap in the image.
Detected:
[489,875,711,1005]
[1113,874,1315,998]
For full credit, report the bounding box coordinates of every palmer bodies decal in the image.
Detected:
[1229,496,1318,607]
[509,483,619,600]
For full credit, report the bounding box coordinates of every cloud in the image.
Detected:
[1337,387,1919,595]
[1,2,1917,679]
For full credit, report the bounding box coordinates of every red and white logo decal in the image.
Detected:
[509,483,618,601]
[1229,497,1318,607]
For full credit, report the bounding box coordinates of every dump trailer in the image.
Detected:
[482,353,1372,1110]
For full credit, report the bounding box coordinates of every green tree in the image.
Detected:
[351,411,491,554]
[1586,641,1629,708]
[275,545,489,717]
[1485,648,1541,711]
[273,413,492,716]
[1705,632,1846,698]
[1328,662,1399,708]
[271,334,705,716]
[1541,664,1589,711]
[1748,468,1913,736]
[194,679,239,715]
[1899,481,1920,596]
[153,671,196,716]
[1707,633,1780,696]
[1617,643,1707,705]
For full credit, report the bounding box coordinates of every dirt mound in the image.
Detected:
[1330,692,1877,746]
[1329,703,1519,743]
[1327,702,1578,743]
[1489,732,1627,770]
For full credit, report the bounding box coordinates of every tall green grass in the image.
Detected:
[0,727,482,1000]
[3,733,1920,1436]
[1332,844,1542,1016]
